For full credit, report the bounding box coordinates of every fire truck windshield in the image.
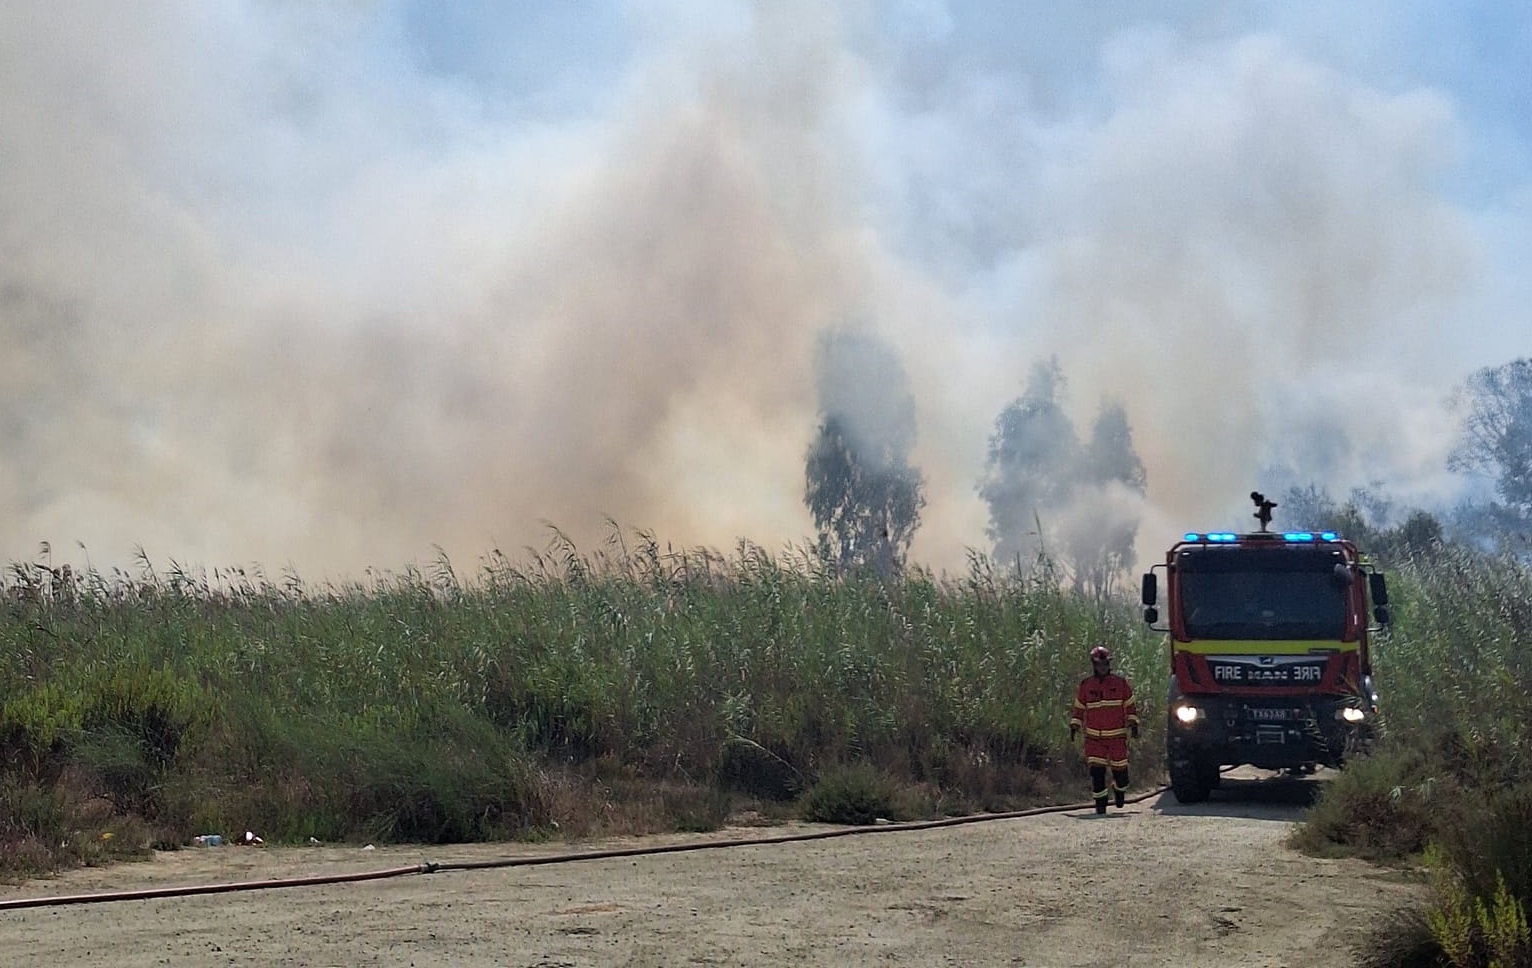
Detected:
[1177,547,1349,641]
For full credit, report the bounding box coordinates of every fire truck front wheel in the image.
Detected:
[1168,751,1218,804]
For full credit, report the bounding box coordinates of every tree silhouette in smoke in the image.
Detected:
[979,357,1147,594]
[979,358,1077,567]
[1447,357,1532,554]
[1068,402,1148,595]
[1280,482,1445,562]
[1451,358,1532,511]
[804,329,926,577]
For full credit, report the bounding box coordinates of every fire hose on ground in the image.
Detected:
[0,785,1172,911]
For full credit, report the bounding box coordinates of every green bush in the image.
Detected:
[351,730,546,845]
[0,682,85,783]
[1433,783,1532,908]
[0,777,153,880]
[800,762,901,825]
[1427,851,1531,968]
[1354,904,1447,968]
[716,736,803,801]
[194,700,549,845]
[1290,740,1439,862]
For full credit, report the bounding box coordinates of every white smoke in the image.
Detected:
[0,3,1521,580]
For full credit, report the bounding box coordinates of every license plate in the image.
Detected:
[1250,708,1291,721]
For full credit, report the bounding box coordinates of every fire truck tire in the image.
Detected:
[1201,757,1223,789]
[1169,754,1215,804]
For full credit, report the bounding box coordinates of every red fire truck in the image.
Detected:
[1140,495,1391,803]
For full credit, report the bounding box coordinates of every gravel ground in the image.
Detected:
[0,769,1424,967]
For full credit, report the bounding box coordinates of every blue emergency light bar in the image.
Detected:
[1182,530,1340,543]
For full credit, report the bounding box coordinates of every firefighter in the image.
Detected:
[1070,645,1140,814]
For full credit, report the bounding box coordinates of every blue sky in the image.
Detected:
[2,1,1529,579]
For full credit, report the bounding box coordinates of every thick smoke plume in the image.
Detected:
[0,5,1519,580]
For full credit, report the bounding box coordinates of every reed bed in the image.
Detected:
[0,530,1159,875]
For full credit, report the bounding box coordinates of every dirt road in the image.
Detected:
[0,770,1422,967]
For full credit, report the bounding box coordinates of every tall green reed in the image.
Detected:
[1,528,1159,857]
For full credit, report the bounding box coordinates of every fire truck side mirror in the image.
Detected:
[1369,572,1389,606]
[1141,573,1159,625]
[1369,572,1391,626]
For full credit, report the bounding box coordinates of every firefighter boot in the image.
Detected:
[1095,798,1107,815]
[1112,768,1130,809]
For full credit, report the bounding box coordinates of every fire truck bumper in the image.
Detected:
[1167,696,1376,771]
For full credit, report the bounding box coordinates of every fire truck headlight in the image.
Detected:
[1174,704,1202,724]
[1339,706,1366,723]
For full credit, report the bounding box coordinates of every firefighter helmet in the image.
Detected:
[1089,645,1112,663]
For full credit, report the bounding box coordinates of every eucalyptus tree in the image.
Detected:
[804,328,926,577]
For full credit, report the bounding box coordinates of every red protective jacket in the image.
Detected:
[1071,673,1139,769]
